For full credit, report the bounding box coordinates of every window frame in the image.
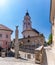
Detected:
[6,34,8,38]
[0,34,2,37]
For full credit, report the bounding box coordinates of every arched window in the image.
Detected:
[28,40,30,42]
[6,35,8,38]
[28,35,30,38]
[0,34,2,37]
[27,54,31,59]
[28,23,30,25]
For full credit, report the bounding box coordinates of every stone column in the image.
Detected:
[15,26,19,58]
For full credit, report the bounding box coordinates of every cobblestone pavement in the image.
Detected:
[46,49,55,65]
[0,57,39,65]
[0,46,55,65]
[41,46,55,65]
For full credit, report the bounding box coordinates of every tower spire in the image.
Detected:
[22,11,32,37]
[26,10,29,16]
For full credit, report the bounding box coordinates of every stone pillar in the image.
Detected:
[15,26,19,58]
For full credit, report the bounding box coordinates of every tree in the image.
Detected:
[47,33,52,45]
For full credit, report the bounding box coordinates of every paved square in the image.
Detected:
[0,57,39,65]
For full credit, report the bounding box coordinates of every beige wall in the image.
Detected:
[19,51,35,61]
[51,0,55,22]
[52,18,55,48]
[18,35,44,46]
[22,30,39,38]
[50,0,55,49]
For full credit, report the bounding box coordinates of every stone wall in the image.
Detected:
[35,46,44,64]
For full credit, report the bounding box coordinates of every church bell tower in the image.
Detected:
[23,11,32,31]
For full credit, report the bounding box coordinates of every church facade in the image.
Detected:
[13,11,45,60]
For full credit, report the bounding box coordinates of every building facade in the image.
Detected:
[50,0,55,49]
[13,11,45,60]
[0,24,13,50]
[22,11,39,38]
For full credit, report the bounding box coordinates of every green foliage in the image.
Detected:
[47,33,52,45]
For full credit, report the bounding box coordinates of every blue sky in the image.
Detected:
[0,0,51,41]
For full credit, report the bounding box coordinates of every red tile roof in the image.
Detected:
[0,24,13,33]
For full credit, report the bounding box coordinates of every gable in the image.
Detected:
[0,24,13,32]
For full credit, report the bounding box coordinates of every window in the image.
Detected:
[24,36,25,38]
[6,42,7,45]
[28,23,30,25]
[28,35,30,38]
[0,34,2,37]
[6,35,8,38]
[0,42,2,46]
[27,54,31,59]
[28,40,30,42]
[24,23,26,25]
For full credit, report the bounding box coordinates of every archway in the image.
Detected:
[0,46,3,56]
